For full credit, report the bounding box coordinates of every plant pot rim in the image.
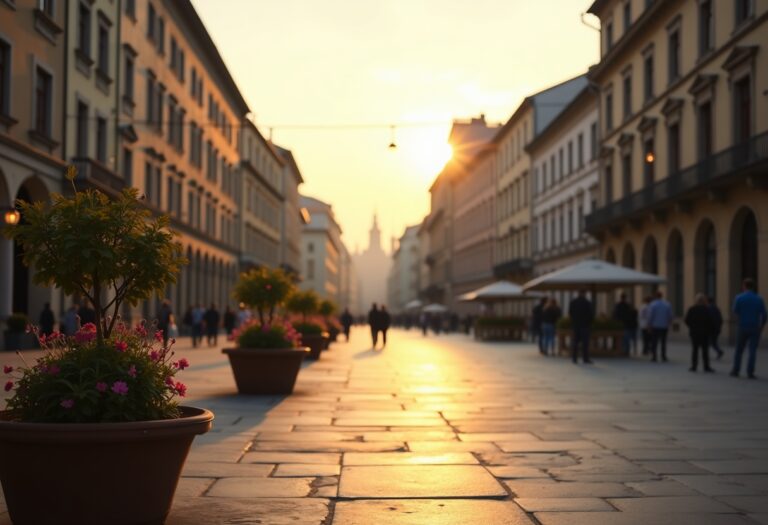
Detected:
[299,332,324,339]
[223,347,310,355]
[0,405,213,443]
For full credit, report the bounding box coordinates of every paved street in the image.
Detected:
[3,328,768,524]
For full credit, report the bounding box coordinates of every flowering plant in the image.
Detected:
[231,319,301,349]
[3,321,188,423]
[233,267,295,326]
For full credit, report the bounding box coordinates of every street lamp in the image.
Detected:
[645,151,655,164]
[388,125,397,150]
[3,209,20,226]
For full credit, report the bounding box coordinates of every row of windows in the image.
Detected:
[499,121,530,172]
[496,228,529,264]
[74,101,108,163]
[604,1,755,133]
[533,197,595,254]
[498,172,529,220]
[534,122,598,195]
[76,2,112,80]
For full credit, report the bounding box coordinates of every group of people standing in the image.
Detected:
[532,290,595,364]
[531,278,766,379]
[367,303,391,349]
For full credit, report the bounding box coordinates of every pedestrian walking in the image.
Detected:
[78,301,96,326]
[568,290,594,364]
[685,294,715,373]
[730,278,767,379]
[380,305,391,348]
[648,291,673,362]
[182,306,193,337]
[420,313,428,336]
[708,296,724,360]
[540,298,561,356]
[191,304,205,348]
[340,308,353,341]
[368,303,381,348]
[204,303,220,347]
[223,306,236,336]
[613,293,637,355]
[532,298,546,354]
[63,303,79,336]
[38,302,55,336]
[157,300,173,346]
[638,296,652,355]
[236,302,251,328]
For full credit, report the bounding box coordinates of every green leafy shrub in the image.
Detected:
[234,321,300,349]
[292,322,323,336]
[285,290,320,322]
[5,313,29,333]
[233,267,295,325]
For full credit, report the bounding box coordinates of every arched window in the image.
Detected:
[642,236,659,296]
[666,230,684,316]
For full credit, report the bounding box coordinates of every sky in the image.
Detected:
[191,0,600,253]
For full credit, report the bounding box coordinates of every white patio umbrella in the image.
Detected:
[422,303,449,313]
[522,259,666,293]
[404,299,423,310]
[458,280,541,303]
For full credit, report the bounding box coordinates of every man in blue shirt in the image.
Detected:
[731,278,766,379]
[647,290,673,362]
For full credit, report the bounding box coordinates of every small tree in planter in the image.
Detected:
[318,299,341,343]
[0,167,212,525]
[285,290,325,359]
[223,267,309,395]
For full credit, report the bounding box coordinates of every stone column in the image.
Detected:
[0,238,12,322]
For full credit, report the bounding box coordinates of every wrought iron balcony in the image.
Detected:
[586,131,768,233]
[493,258,533,278]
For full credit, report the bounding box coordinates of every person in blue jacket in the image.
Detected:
[731,278,767,379]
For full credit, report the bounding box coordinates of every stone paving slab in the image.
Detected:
[514,497,616,512]
[182,462,274,478]
[207,477,315,498]
[342,452,478,465]
[332,499,533,524]
[503,480,639,498]
[607,496,737,513]
[167,498,330,525]
[242,452,341,464]
[534,512,754,525]
[273,464,341,477]
[338,465,507,498]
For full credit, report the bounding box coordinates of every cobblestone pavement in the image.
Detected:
[3,328,768,524]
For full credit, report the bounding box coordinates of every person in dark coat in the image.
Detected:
[78,301,96,326]
[203,303,220,347]
[708,296,724,360]
[685,294,715,373]
[613,293,637,355]
[39,303,55,336]
[540,298,562,356]
[380,306,392,348]
[223,306,236,336]
[157,300,173,346]
[368,304,380,349]
[568,290,594,364]
[531,298,546,354]
[340,308,354,341]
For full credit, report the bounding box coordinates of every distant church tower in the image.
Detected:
[352,214,392,308]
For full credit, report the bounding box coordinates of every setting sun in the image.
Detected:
[401,130,454,179]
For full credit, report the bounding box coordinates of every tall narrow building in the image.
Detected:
[353,215,391,310]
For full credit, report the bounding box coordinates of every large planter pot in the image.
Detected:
[3,331,37,351]
[222,347,309,395]
[301,333,324,360]
[321,331,331,350]
[0,406,213,525]
[328,327,340,342]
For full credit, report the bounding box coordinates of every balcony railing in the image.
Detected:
[71,157,125,194]
[492,258,533,278]
[586,130,768,233]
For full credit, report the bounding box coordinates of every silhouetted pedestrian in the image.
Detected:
[224,306,236,336]
[340,308,353,341]
[63,303,79,336]
[204,303,220,347]
[685,294,714,373]
[39,303,55,336]
[648,291,673,362]
[731,278,767,379]
[380,306,391,348]
[191,304,205,348]
[532,298,546,354]
[368,303,380,348]
[613,293,638,355]
[541,298,561,356]
[420,313,428,336]
[708,296,724,359]
[78,301,96,325]
[157,300,173,346]
[568,290,594,364]
[638,296,652,355]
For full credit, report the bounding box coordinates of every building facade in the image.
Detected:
[586,0,768,339]
[239,119,284,270]
[275,145,304,275]
[299,195,343,303]
[529,86,600,306]
[493,76,587,288]
[387,224,420,314]
[352,214,391,309]
[1,0,68,324]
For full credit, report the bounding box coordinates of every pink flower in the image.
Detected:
[75,323,97,343]
[114,340,128,352]
[48,364,61,375]
[175,358,189,370]
[154,330,164,342]
[165,376,174,386]
[3,365,13,374]
[60,399,74,409]
[149,351,160,361]
[111,381,129,396]
[96,382,107,392]
[173,382,187,397]
[265,284,272,290]
[134,324,147,337]
[38,334,47,345]
[4,381,13,392]
[128,365,137,377]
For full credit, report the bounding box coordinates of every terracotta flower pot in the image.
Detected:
[301,333,324,360]
[0,406,213,525]
[222,347,309,394]
[321,332,331,350]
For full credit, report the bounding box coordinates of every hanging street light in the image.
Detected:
[388,125,397,150]
[3,208,20,225]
